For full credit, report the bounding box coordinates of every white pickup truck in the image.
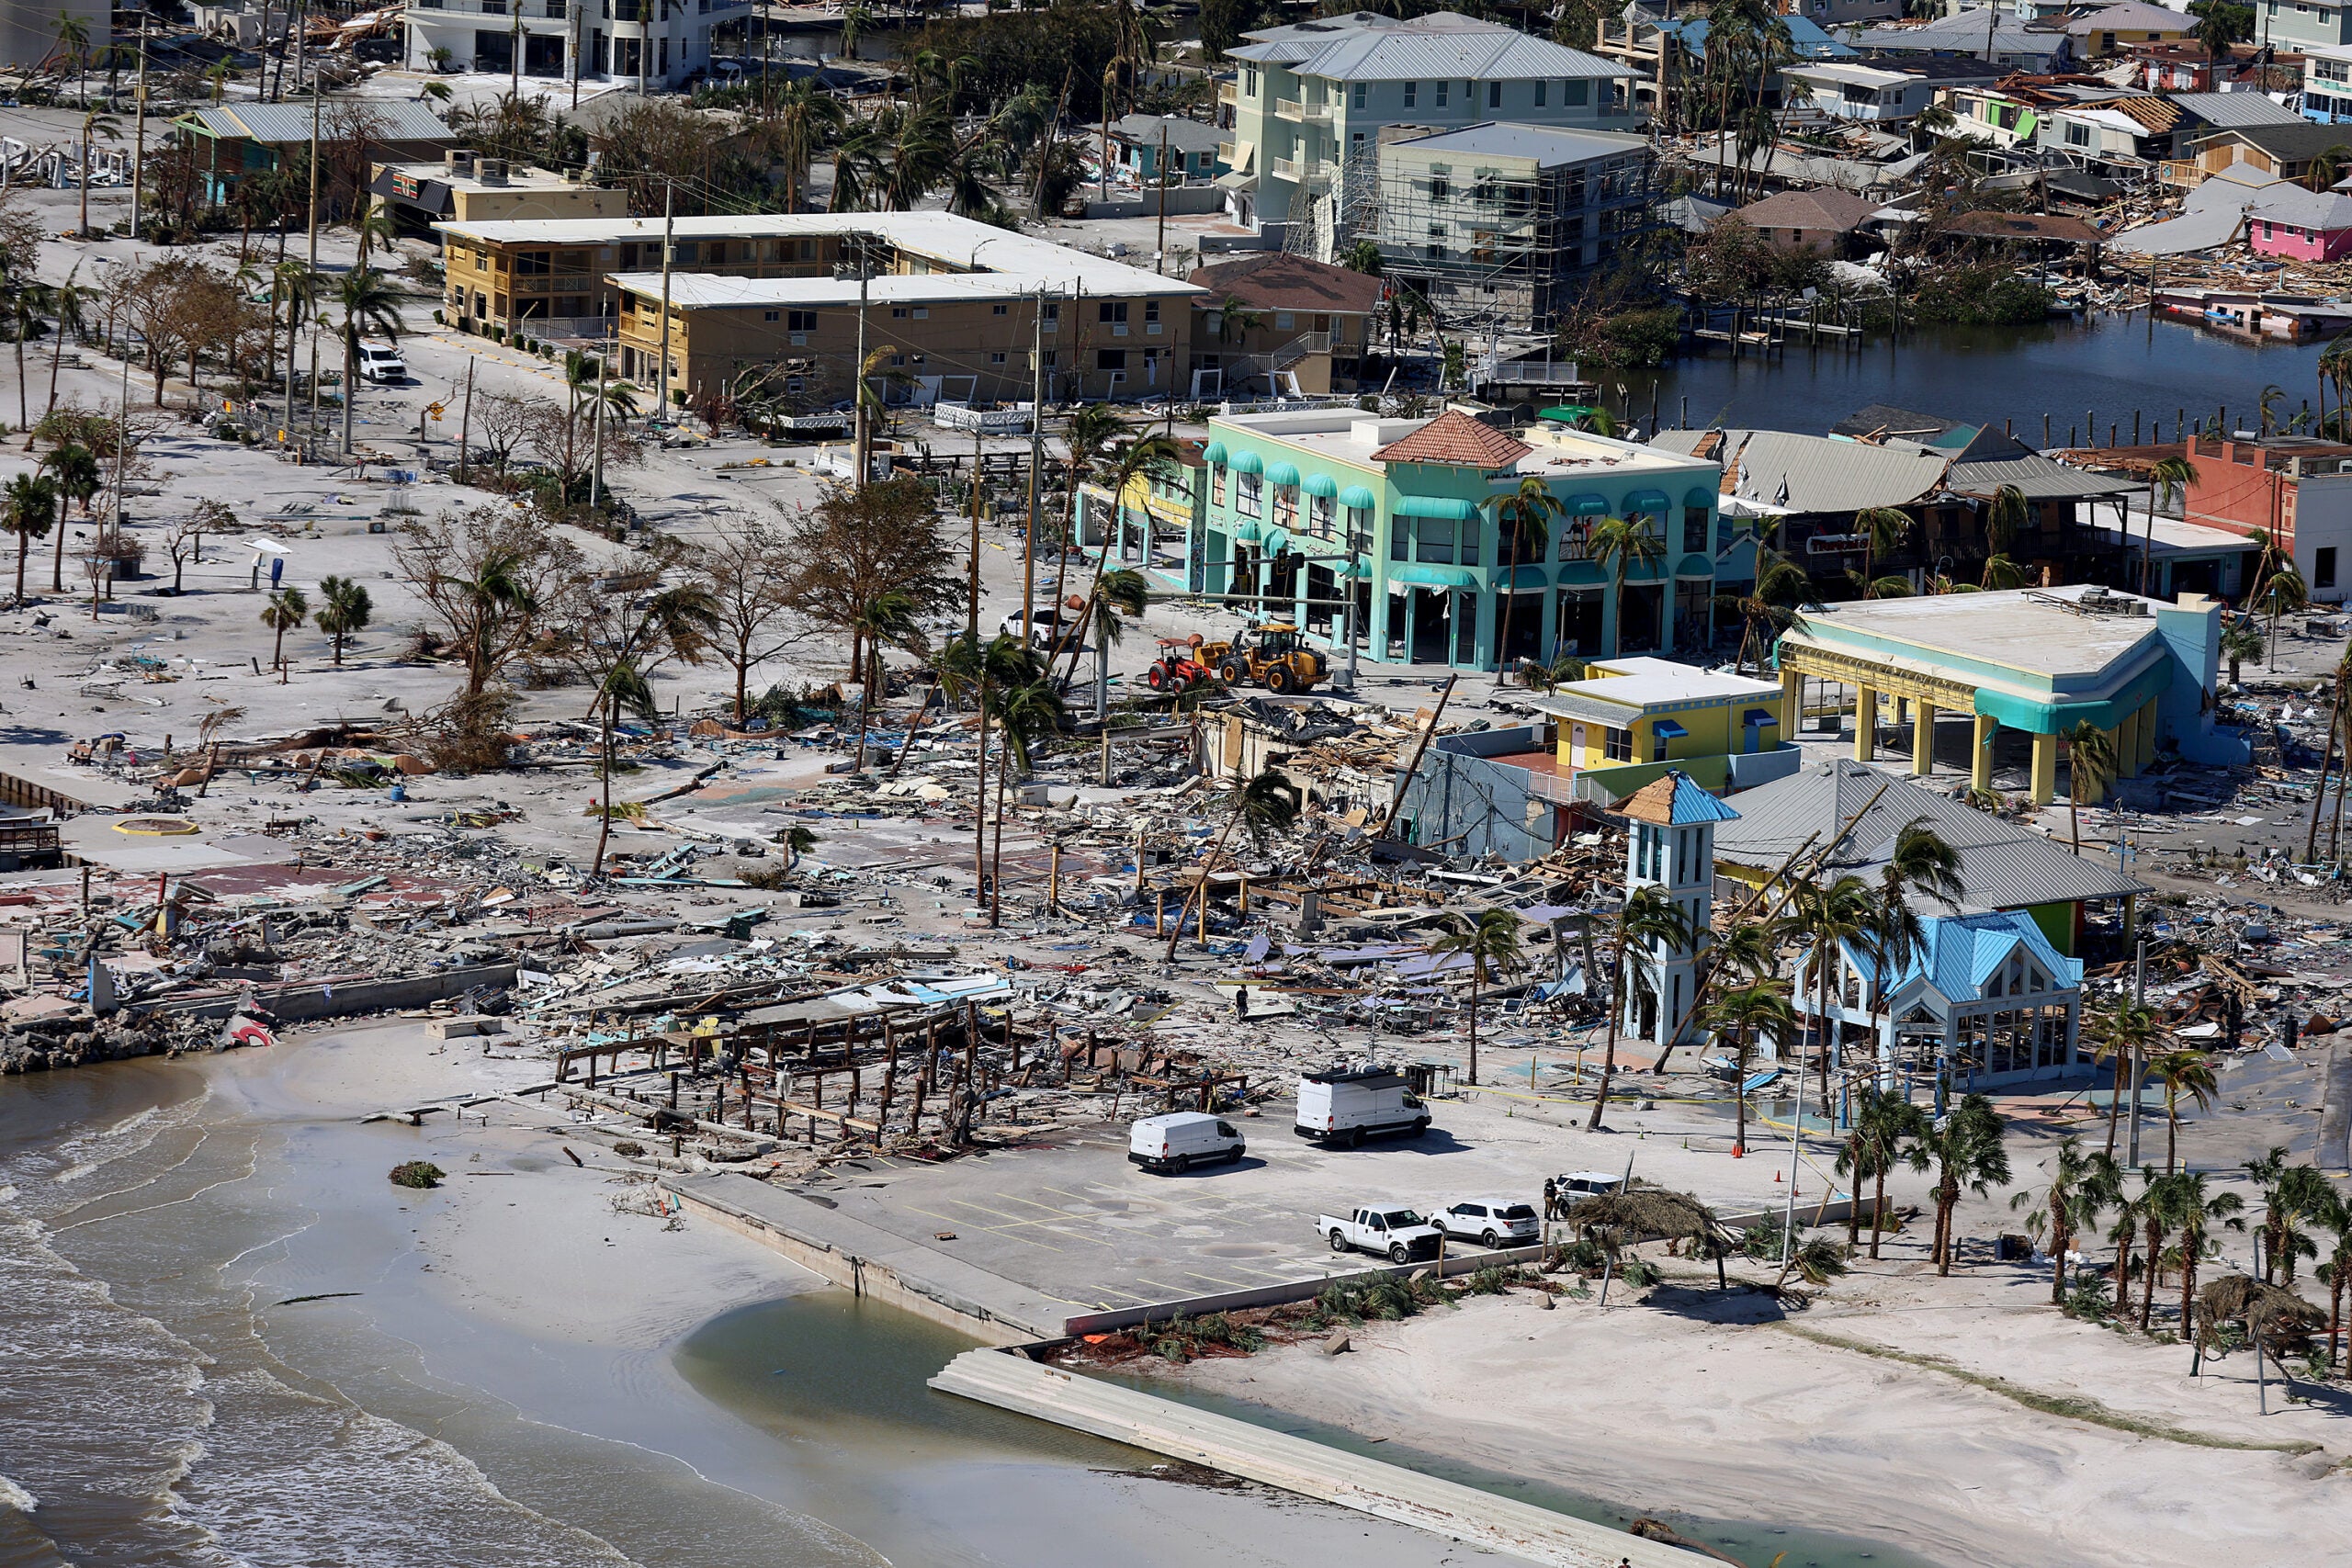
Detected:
[1316,1205,1444,1265]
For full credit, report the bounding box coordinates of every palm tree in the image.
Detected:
[583,583,721,874]
[1427,908,1526,1086]
[937,633,1041,908]
[1589,513,1665,655]
[40,443,98,593]
[261,586,309,682]
[1853,505,1913,590]
[1978,552,2029,592]
[312,574,372,665]
[2316,1190,2352,1371]
[2008,1135,2104,1304]
[773,75,847,213]
[1860,821,1963,1101]
[329,265,403,454]
[2244,1145,2332,1284]
[2101,1158,2146,1321]
[1786,872,1876,1107]
[2,471,54,604]
[2061,719,2117,855]
[2218,616,2262,686]
[1056,430,1181,687]
[2137,1165,2172,1332]
[1922,1091,2011,1276]
[1161,769,1300,958]
[1495,477,1564,680]
[1720,542,1808,673]
[40,264,85,437]
[6,282,51,433]
[1082,567,1149,717]
[2163,1169,2245,1353]
[1656,911,1781,1077]
[2148,1048,2219,1173]
[1986,484,2030,559]
[1702,979,1795,1158]
[847,587,926,770]
[75,107,119,239]
[2259,381,2288,436]
[2140,455,2198,595]
[1588,885,1692,1130]
[2088,998,2162,1159]
[2256,560,2308,669]
[1838,1088,1929,1258]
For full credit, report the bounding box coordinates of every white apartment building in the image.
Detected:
[404,0,746,88]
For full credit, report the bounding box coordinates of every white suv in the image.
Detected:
[356,343,407,383]
[1435,1199,1540,1249]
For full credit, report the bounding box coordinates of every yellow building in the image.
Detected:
[1529,656,1793,800]
[372,153,628,241]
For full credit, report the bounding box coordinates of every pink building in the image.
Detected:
[2248,186,2352,261]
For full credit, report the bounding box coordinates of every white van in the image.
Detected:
[1294,1068,1430,1148]
[1127,1111,1245,1174]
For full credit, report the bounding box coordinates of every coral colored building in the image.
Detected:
[2246,185,2352,260]
[2180,434,2352,603]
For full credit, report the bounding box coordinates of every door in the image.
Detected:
[1453,589,1477,665]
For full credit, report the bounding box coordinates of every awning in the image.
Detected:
[1388,563,1479,589]
[1213,171,1257,191]
[1652,718,1689,739]
[1674,552,1715,579]
[1265,459,1301,487]
[1393,494,1478,520]
[1261,528,1292,554]
[1203,440,1227,465]
[1684,486,1716,510]
[1623,489,1672,513]
[1566,493,1611,515]
[1338,558,1372,579]
[1229,139,1256,174]
[1539,405,1600,423]
[1303,472,1338,498]
[1502,564,1550,590]
[1231,521,1262,542]
[1743,708,1780,726]
[1339,484,1376,509]
[1231,450,1262,475]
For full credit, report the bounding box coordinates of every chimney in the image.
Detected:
[446,148,475,176]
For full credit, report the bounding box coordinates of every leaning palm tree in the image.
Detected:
[1977,552,2029,591]
[1853,505,1912,590]
[1702,978,1795,1158]
[2140,455,2198,595]
[1862,820,1963,1076]
[1494,476,1564,681]
[1589,513,1665,655]
[330,265,403,454]
[1427,908,1526,1086]
[2008,1135,2106,1304]
[6,281,51,434]
[2148,1047,2219,1173]
[1588,885,1692,1130]
[40,264,85,439]
[260,585,309,682]
[1838,1088,1929,1258]
[1986,484,2030,559]
[2088,998,2162,1159]
[1055,431,1181,687]
[1080,567,1149,718]
[847,587,926,770]
[936,632,1042,907]
[2256,560,2308,669]
[982,674,1067,922]
[1162,769,1300,959]
[1785,872,1876,1107]
[40,443,98,592]
[75,107,119,239]
[1720,541,1808,672]
[2062,719,2118,856]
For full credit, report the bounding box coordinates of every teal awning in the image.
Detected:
[1567,493,1611,515]
[1389,562,1479,589]
[1684,487,1716,510]
[1231,450,1262,475]
[1623,489,1671,513]
[1265,459,1301,487]
[1261,528,1292,554]
[1674,552,1714,579]
[1338,558,1372,579]
[1502,564,1550,590]
[1394,495,1478,520]
[1303,472,1339,499]
[1339,484,1376,509]
[1232,521,1262,542]
[1203,440,1228,465]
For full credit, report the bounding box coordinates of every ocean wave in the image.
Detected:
[0,1475,36,1513]
[49,1162,96,1184]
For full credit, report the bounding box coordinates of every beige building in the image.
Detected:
[373,152,629,241]
[1186,252,1383,398]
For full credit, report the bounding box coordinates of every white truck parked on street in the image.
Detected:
[1294,1067,1430,1147]
[1316,1205,1444,1264]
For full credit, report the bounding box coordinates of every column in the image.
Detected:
[2123,891,2138,942]
[1781,666,1803,733]
[2138,696,2159,769]
[2116,706,2142,779]
[1911,699,1938,776]
[1973,712,1997,794]
[2030,728,2059,806]
[1854,684,1878,761]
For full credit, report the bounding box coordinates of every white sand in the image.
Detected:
[1178,1237,2352,1568]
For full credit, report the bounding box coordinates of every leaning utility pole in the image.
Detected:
[129,23,147,238]
[1022,287,1046,646]
[654,179,674,427]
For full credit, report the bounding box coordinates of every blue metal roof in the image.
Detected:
[1658,770,1741,824]
[1845,909,2085,1000]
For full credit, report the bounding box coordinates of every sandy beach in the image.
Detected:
[1173,1232,2352,1568]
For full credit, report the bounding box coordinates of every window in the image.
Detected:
[1274,311,1295,329]
[1352,82,1367,109]
[1238,472,1262,516]
[1415,515,1453,563]
[1652,728,1671,762]
[1605,726,1633,762]
[1098,349,1127,369]
[989,351,1007,365]
[891,306,909,318]
[1042,300,1059,323]
[1246,67,1259,95]
[1042,349,1057,366]
[1564,79,1589,107]
[1534,80,1545,107]
[1389,517,1409,560]
[1212,465,1227,505]
[1145,299,1159,329]
[2065,121,2090,147]
[992,302,1008,315]
[514,251,550,275]
[787,310,816,331]
[1403,80,1417,107]
[1487,81,1501,108]
[1684,505,1708,553]
[763,310,778,321]
[1099,301,1129,323]
[1435,80,1448,107]
[2320,547,2340,589]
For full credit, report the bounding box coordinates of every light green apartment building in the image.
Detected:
[1181,407,1750,671]
[1219,9,1636,252]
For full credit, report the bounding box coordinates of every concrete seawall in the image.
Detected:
[930,1347,1698,1568]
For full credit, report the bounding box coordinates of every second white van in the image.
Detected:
[1127,1111,1246,1174]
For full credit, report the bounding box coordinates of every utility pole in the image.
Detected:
[590,349,607,508]
[654,179,674,428]
[305,82,321,272]
[571,0,583,110]
[1154,124,1169,276]
[458,356,475,480]
[851,238,870,481]
[967,423,982,641]
[2127,938,2147,1166]
[510,0,522,100]
[1023,287,1046,646]
[130,23,147,239]
[639,0,650,96]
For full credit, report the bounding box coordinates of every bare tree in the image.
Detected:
[163,498,234,594]
[469,390,537,478]
[695,514,808,722]
[391,506,579,695]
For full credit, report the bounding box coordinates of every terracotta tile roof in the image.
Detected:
[1370,411,1532,470]
[1187,252,1386,316]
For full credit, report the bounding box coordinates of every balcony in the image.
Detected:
[1273,96,1305,121]
[1217,140,1238,165]
[1218,80,1238,106]
[1269,156,1303,181]
[1301,97,1332,122]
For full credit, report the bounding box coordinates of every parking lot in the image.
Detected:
[786,1087,1780,1318]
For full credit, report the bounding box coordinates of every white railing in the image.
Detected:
[934,401,1034,434]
